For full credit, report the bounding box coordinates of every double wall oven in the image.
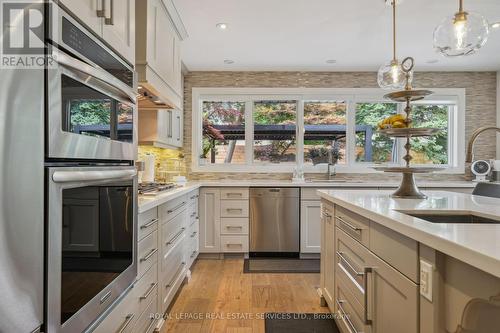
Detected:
[45,3,138,333]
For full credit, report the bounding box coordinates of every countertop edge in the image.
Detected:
[317,190,500,279]
[138,184,202,213]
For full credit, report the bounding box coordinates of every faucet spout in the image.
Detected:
[466,126,500,163]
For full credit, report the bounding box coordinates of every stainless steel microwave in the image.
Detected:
[46,6,137,161]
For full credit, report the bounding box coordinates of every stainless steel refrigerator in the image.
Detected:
[0,57,45,332]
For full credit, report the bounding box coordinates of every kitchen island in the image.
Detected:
[318,190,500,333]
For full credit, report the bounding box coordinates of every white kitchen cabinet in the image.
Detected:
[199,188,221,253]
[138,108,183,148]
[300,200,321,253]
[102,0,135,64]
[59,0,103,35]
[320,201,335,310]
[60,0,135,64]
[136,0,186,110]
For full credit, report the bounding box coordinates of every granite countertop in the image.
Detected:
[137,180,475,213]
[318,190,500,278]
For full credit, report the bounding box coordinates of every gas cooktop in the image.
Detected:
[138,182,179,196]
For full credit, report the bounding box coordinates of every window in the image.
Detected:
[304,101,347,165]
[253,100,297,164]
[202,101,246,164]
[355,103,397,163]
[193,88,465,173]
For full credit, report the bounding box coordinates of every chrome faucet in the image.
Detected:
[327,150,336,180]
[466,126,500,163]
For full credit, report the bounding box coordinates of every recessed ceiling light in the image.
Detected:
[326,59,337,64]
[223,59,234,64]
[426,59,439,64]
[491,22,500,29]
[216,23,228,30]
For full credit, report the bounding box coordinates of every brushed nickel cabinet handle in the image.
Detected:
[226,208,243,212]
[99,290,112,304]
[145,317,156,333]
[322,211,332,219]
[336,251,364,277]
[104,0,114,25]
[226,243,243,247]
[96,0,106,17]
[335,299,360,333]
[337,216,362,232]
[117,313,135,333]
[166,228,185,246]
[167,202,186,214]
[363,267,373,325]
[140,282,157,300]
[226,225,243,229]
[226,192,243,197]
[140,248,157,262]
[166,262,186,288]
[140,218,158,229]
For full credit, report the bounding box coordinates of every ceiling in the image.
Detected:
[173,0,500,72]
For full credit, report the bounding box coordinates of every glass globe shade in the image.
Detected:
[377,60,411,90]
[433,12,489,57]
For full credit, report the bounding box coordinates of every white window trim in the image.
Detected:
[191,87,466,174]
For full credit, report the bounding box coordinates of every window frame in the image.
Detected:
[192,88,465,174]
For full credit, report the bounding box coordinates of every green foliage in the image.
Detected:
[70,100,111,127]
[254,101,296,125]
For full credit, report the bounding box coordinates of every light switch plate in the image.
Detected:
[420,259,433,302]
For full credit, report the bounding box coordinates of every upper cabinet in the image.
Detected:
[60,0,135,65]
[136,0,187,110]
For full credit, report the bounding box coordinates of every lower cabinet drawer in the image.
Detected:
[161,233,186,285]
[93,288,139,333]
[138,208,158,241]
[134,264,158,316]
[161,260,187,313]
[220,200,249,218]
[133,298,158,333]
[138,230,158,279]
[335,273,371,333]
[162,213,187,257]
[220,235,249,253]
[335,205,370,247]
[220,217,248,235]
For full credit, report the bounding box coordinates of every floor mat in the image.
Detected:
[265,313,339,333]
[243,258,320,273]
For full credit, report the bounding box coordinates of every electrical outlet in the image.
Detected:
[420,260,433,302]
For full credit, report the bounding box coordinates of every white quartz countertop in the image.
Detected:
[318,190,500,278]
[138,180,475,213]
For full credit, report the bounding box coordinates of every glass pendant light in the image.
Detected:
[378,0,412,90]
[433,0,489,57]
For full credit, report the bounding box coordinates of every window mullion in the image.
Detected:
[296,100,305,172]
[245,100,254,166]
[346,97,356,166]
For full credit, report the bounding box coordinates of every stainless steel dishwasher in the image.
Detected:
[249,187,300,256]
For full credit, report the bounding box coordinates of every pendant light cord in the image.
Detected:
[459,0,463,13]
[392,0,397,61]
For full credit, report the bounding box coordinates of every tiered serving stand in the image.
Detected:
[373,57,442,199]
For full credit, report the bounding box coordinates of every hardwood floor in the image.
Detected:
[162,258,328,333]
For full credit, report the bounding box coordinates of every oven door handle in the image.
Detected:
[52,49,137,104]
[52,169,137,183]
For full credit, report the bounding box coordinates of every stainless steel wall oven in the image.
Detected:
[44,3,138,333]
[47,4,137,162]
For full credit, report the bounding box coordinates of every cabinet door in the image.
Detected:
[367,249,419,333]
[171,109,183,147]
[172,35,182,95]
[199,188,221,253]
[156,109,173,145]
[60,0,102,36]
[147,0,175,84]
[102,0,135,64]
[321,202,335,308]
[300,200,321,253]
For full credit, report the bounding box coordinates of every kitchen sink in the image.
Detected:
[305,179,364,183]
[399,211,500,224]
